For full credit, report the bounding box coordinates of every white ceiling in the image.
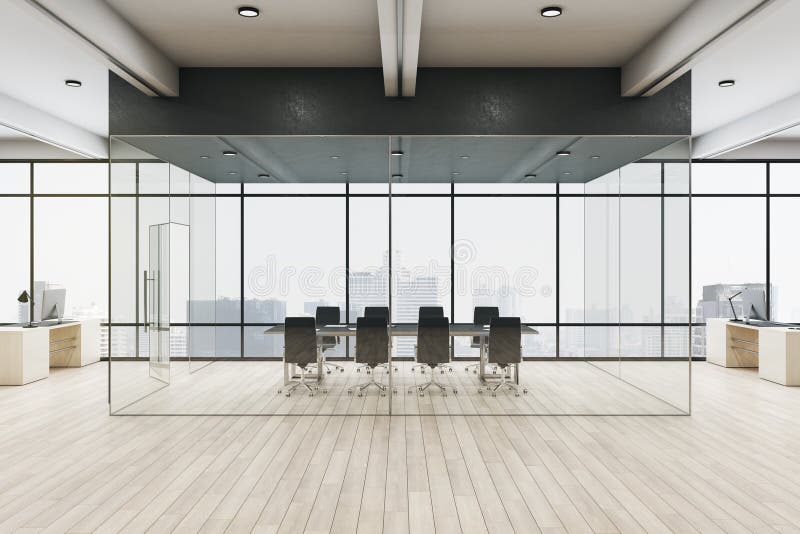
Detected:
[419,0,693,67]
[105,0,382,67]
[691,0,800,137]
[105,0,692,68]
[0,124,29,140]
[0,0,108,137]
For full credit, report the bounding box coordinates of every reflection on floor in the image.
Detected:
[111,360,687,415]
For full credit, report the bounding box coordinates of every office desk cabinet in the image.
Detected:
[706,317,800,386]
[0,320,101,385]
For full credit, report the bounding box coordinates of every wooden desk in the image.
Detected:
[0,319,101,385]
[706,318,800,386]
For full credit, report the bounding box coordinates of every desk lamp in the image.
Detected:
[17,291,36,328]
[727,291,742,322]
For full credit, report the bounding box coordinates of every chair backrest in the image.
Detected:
[316,306,340,347]
[418,306,444,322]
[472,306,500,346]
[355,316,389,366]
[284,317,318,368]
[364,306,389,321]
[416,316,450,367]
[488,316,521,366]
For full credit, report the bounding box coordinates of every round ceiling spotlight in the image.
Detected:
[524,174,537,179]
[451,172,461,176]
[562,171,572,176]
[227,171,238,175]
[718,79,736,88]
[392,174,403,179]
[64,79,82,88]
[330,155,341,159]
[556,150,571,156]
[459,155,470,159]
[200,155,210,159]
[238,6,260,17]
[222,150,237,156]
[540,6,562,17]
[258,174,270,179]
[339,171,349,175]
[391,150,404,156]
[590,155,600,159]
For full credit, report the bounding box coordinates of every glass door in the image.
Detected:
[148,223,170,383]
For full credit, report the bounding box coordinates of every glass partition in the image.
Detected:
[109,135,691,415]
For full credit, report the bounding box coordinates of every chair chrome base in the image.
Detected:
[311,361,345,374]
[478,368,527,397]
[348,371,396,397]
[277,369,323,397]
[407,370,457,397]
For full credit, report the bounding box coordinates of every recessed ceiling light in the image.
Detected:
[227,171,238,175]
[392,174,403,179]
[64,79,82,88]
[590,155,600,159]
[459,155,470,159]
[330,155,341,159]
[540,6,562,17]
[339,171,349,175]
[222,150,237,156]
[258,174,270,179]
[200,155,209,159]
[524,174,537,179]
[556,150,571,156]
[718,79,735,88]
[562,171,572,175]
[391,150,404,156]
[451,172,461,176]
[238,6,259,17]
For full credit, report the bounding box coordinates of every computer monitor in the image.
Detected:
[40,288,66,324]
[741,288,767,321]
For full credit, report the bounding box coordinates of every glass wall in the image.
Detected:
[100,135,692,416]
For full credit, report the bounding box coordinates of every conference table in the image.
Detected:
[264,323,540,388]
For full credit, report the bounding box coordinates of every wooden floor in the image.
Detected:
[2,362,800,532]
[109,360,687,416]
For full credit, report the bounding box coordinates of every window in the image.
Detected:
[0,199,29,322]
[348,197,389,321]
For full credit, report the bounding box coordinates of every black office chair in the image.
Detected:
[408,316,456,397]
[412,306,453,374]
[478,317,528,397]
[418,306,444,321]
[277,317,321,397]
[364,306,389,321]
[465,306,500,373]
[360,306,396,373]
[349,316,395,397]
[315,306,344,374]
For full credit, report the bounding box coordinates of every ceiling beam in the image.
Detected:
[693,90,800,158]
[377,0,399,97]
[0,92,107,158]
[401,0,423,97]
[377,0,424,97]
[16,0,178,97]
[622,0,785,97]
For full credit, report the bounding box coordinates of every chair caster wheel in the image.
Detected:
[357,392,363,397]
[453,389,458,394]
[285,393,291,397]
[443,393,447,398]
[473,370,477,374]
[339,368,344,373]
[419,392,424,397]
[478,389,483,395]
[515,393,520,397]
[326,370,331,374]
[381,392,386,397]
[276,389,282,394]
[523,389,528,394]
[322,389,328,394]
[356,369,360,373]
[491,392,497,397]
[448,368,453,372]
